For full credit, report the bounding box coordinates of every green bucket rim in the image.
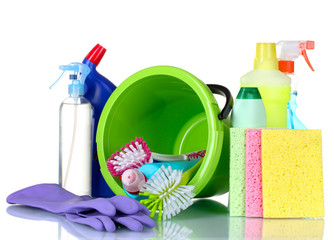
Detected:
[96,65,224,196]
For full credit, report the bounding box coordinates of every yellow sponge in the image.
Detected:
[261,129,324,218]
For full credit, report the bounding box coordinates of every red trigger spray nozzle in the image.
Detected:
[300,41,315,71]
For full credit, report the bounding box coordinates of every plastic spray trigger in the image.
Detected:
[277,40,315,72]
[49,62,90,97]
[300,41,315,71]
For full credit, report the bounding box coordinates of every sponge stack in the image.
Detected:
[261,129,324,218]
[230,128,324,218]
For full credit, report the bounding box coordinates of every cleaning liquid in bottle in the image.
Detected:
[241,43,291,128]
[231,87,266,128]
[50,62,93,196]
[276,40,315,129]
[82,44,117,198]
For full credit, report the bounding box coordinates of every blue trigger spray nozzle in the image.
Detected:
[50,62,90,98]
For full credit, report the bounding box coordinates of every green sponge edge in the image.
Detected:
[229,128,247,216]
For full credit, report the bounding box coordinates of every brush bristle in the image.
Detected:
[107,137,153,176]
[140,165,195,220]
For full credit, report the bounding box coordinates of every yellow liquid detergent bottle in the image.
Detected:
[240,43,291,128]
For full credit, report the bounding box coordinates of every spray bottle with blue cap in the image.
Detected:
[50,62,93,196]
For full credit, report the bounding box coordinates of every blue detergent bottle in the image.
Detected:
[83,44,117,197]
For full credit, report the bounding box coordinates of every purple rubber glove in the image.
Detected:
[65,212,117,232]
[7,184,155,232]
[66,196,154,232]
[108,195,151,216]
[7,184,116,216]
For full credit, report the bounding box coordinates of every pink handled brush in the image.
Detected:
[107,137,205,177]
[122,168,147,194]
[107,137,152,177]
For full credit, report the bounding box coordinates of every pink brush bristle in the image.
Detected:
[186,150,206,160]
[107,137,152,177]
[130,140,136,147]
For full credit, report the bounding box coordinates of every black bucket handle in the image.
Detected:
[207,84,233,120]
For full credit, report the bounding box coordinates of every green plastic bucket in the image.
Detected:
[96,66,233,198]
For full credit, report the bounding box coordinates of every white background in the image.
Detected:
[1,0,333,239]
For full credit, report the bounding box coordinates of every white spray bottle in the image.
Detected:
[276,40,315,129]
[50,62,93,196]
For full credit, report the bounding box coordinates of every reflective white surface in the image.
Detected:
[4,199,325,239]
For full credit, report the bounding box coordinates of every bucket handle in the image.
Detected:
[207,84,233,120]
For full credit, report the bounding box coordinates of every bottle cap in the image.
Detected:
[278,60,295,73]
[254,43,278,70]
[237,87,262,99]
[85,43,106,66]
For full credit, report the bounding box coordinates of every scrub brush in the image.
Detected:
[107,137,153,177]
[107,137,205,177]
[139,165,195,221]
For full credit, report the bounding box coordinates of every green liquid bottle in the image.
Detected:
[231,87,266,128]
[240,43,291,128]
